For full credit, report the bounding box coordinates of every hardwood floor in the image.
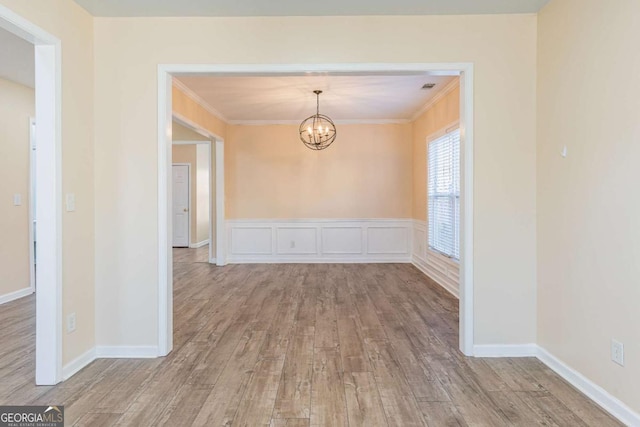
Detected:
[0,246,622,426]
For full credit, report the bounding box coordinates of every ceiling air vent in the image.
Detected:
[421,83,436,89]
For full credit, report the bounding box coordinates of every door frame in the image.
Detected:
[157,63,474,357]
[173,138,217,264]
[29,117,36,292]
[0,5,63,384]
[171,163,191,248]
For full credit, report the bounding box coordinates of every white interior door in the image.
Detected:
[172,164,190,247]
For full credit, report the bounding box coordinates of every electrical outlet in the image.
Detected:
[611,339,624,366]
[290,240,296,249]
[66,313,77,334]
[13,194,22,206]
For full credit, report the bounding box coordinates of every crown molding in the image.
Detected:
[172,78,230,124]
[410,77,460,122]
[228,118,411,126]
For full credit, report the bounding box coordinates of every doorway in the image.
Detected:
[0,5,63,385]
[157,64,474,357]
[171,116,220,265]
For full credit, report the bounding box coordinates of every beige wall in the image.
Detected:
[537,0,640,412]
[412,83,460,221]
[94,14,538,348]
[226,123,413,219]
[0,0,95,365]
[0,78,33,297]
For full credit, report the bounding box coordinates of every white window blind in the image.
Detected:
[428,128,460,260]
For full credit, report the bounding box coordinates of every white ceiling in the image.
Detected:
[73,0,549,17]
[0,28,34,88]
[174,74,458,123]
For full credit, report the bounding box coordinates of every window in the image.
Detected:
[428,128,460,260]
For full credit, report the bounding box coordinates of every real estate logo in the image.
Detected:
[0,406,64,427]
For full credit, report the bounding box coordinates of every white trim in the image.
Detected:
[95,346,160,358]
[172,140,209,145]
[228,217,413,224]
[34,42,63,386]
[537,347,640,427]
[172,78,230,123]
[158,62,474,359]
[228,118,411,126]
[473,344,538,358]
[215,139,225,266]
[410,77,460,122]
[411,255,459,298]
[189,239,209,248]
[0,4,64,386]
[0,287,34,305]
[0,4,59,44]
[62,347,95,380]
[172,162,191,248]
[459,68,474,356]
[228,256,411,264]
[29,117,36,293]
[158,68,173,357]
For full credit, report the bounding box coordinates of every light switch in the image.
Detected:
[65,193,76,212]
[13,194,22,206]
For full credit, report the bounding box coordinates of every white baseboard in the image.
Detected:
[473,343,538,358]
[209,257,217,264]
[62,347,96,380]
[95,346,159,358]
[411,256,459,298]
[227,256,411,264]
[0,287,34,305]
[471,344,639,426]
[189,239,209,248]
[537,346,640,427]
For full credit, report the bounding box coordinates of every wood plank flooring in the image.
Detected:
[0,246,622,426]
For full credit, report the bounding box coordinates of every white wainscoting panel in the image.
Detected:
[412,220,460,298]
[276,227,317,255]
[322,227,363,254]
[226,219,412,263]
[367,226,409,254]
[230,226,272,255]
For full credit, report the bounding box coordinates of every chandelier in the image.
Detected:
[299,90,337,151]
